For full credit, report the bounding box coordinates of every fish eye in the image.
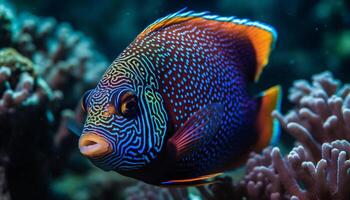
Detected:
[81,89,92,112]
[118,90,138,118]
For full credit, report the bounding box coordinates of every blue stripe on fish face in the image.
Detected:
[82,54,168,172]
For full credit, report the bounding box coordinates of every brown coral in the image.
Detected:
[0,48,52,113]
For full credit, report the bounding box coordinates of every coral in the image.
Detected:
[273,71,350,161]
[0,48,53,200]
[0,48,52,113]
[235,140,350,200]
[272,140,350,200]
[238,147,284,200]
[0,3,108,199]
[0,2,108,113]
[11,12,108,108]
[234,72,350,200]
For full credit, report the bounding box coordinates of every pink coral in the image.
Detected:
[272,140,350,200]
[273,71,350,161]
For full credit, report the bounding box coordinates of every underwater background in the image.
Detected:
[0,0,349,199]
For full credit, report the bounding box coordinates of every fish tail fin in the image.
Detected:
[254,85,282,151]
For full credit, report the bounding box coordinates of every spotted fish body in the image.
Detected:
[80,10,281,185]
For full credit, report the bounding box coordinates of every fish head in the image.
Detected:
[79,54,168,173]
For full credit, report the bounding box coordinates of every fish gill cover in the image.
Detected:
[0,1,349,200]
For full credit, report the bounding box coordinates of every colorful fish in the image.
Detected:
[78,10,281,186]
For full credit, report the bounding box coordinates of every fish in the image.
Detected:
[78,10,281,186]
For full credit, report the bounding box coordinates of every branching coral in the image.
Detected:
[271,140,350,200]
[10,12,108,111]
[238,147,284,200]
[236,72,350,200]
[0,48,52,113]
[12,13,108,88]
[273,71,350,161]
[235,140,350,200]
[0,48,54,200]
[0,3,108,111]
[0,3,109,199]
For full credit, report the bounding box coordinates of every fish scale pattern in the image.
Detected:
[137,19,260,177]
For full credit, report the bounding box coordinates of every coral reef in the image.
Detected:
[12,12,107,107]
[236,71,350,200]
[273,71,350,161]
[0,48,53,200]
[0,2,108,112]
[0,3,108,200]
[271,140,350,200]
[236,140,350,200]
[237,147,283,200]
[234,72,350,200]
[0,48,52,113]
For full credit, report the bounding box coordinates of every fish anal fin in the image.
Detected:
[161,173,222,186]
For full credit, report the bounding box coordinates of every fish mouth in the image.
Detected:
[79,132,113,158]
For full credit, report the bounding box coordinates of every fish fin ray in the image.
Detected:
[167,103,224,159]
[160,173,222,186]
[254,85,282,151]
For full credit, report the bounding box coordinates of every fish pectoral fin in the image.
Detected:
[167,103,224,159]
[160,173,223,186]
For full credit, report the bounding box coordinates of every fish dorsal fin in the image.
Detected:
[167,103,224,159]
[139,10,277,82]
[139,9,204,37]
